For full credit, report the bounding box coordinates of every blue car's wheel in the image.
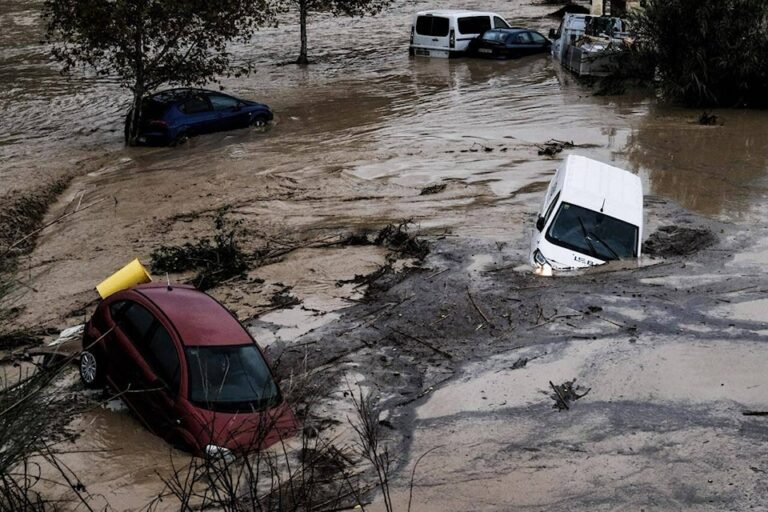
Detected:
[250,114,270,128]
[170,132,189,147]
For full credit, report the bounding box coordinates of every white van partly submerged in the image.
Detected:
[530,155,643,274]
[409,10,512,58]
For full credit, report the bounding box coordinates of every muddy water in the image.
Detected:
[4,0,768,509]
[3,0,768,217]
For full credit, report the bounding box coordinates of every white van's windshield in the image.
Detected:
[546,202,638,260]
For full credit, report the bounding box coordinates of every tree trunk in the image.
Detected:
[127,86,144,146]
[127,14,145,146]
[297,0,309,65]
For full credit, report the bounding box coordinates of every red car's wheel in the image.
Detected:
[79,349,105,388]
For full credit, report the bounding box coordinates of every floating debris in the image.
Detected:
[537,139,575,157]
[699,112,720,126]
[549,379,591,411]
[420,183,447,196]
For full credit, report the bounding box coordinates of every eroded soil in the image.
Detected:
[3,0,768,509]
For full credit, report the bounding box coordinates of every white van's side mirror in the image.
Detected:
[548,28,557,39]
[536,216,546,232]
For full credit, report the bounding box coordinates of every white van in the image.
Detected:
[530,155,643,274]
[409,10,512,58]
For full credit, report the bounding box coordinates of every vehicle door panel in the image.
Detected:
[208,94,249,130]
[414,15,450,51]
[108,324,159,427]
[179,95,216,135]
[107,302,173,434]
[528,31,550,55]
[139,321,183,438]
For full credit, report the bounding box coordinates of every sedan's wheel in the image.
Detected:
[79,350,103,388]
[251,115,269,128]
[170,132,189,147]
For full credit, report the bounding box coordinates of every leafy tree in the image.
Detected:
[281,0,391,65]
[630,0,768,107]
[44,0,273,145]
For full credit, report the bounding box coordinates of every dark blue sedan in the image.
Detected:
[126,88,273,146]
[467,28,552,59]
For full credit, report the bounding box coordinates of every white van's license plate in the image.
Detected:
[478,48,492,54]
[415,48,430,56]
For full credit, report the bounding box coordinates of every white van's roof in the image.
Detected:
[559,155,642,227]
[415,10,501,18]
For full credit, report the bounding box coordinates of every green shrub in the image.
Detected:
[632,0,768,107]
[150,210,249,290]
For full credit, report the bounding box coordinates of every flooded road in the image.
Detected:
[3,0,768,510]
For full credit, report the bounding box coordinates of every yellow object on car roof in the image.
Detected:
[96,258,152,299]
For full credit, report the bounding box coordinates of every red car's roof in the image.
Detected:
[133,284,252,347]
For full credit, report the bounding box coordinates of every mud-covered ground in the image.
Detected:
[3,0,768,509]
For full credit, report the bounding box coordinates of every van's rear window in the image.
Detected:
[416,16,449,37]
[458,16,491,34]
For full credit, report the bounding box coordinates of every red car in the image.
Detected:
[80,283,296,457]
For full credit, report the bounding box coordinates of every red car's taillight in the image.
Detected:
[149,120,168,129]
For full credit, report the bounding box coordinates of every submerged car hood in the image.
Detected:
[190,401,297,453]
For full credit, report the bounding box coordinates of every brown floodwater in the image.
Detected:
[3,0,768,509]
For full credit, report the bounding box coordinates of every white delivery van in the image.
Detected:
[409,10,512,58]
[530,155,643,274]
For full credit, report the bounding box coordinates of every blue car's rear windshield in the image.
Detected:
[186,345,280,412]
[141,100,169,120]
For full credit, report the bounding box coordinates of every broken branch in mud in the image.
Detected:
[549,379,591,411]
[549,380,570,410]
[396,373,456,408]
[529,313,583,330]
[467,287,491,326]
[390,327,453,360]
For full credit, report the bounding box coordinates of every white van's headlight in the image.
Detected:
[533,250,554,277]
[205,444,235,463]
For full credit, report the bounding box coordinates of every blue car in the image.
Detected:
[467,28,552,59]
[126,88,274,146]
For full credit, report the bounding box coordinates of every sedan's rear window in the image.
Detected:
[186,345,280,412]
[511,32,533,44]
[416,16,449,37]
[458,16,491,35]
[180,96,211,114]
[482,31,509,43]
[209,94,240,111]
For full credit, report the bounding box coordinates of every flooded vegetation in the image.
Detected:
[2,0,768,510]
